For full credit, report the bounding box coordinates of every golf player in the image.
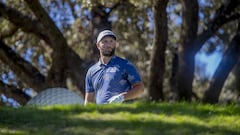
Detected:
[84,30,144,104]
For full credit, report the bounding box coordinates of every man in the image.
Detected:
[85,30,144,104]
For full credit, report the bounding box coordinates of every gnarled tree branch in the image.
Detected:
[193,0,240,53]
[0,40,46,92]
[203,19,240,104]
[24,0,85,89]
[0,2,50,44]
[0,80,30,105]
[0,1,91,95]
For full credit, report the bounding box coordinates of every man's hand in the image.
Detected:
[108,93,125,103]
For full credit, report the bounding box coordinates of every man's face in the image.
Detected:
[97,36,116,57]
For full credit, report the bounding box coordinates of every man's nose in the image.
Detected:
[104,41,112,47]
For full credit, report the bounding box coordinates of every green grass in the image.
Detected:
[0,102,240,135]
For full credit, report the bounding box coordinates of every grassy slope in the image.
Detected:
[0,102,240,135]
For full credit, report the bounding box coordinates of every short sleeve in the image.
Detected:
[85,69,94,93]
[125,61,142,84]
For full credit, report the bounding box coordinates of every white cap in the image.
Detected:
[96,30,116,44]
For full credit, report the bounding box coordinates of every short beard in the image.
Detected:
[102,49,115,57]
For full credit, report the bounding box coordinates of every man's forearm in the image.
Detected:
[84,92,95,105]
[123,82,144,100]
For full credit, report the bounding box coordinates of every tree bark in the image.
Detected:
[203,21,240,104]
[148,0,168,101]
[177,0,198,101]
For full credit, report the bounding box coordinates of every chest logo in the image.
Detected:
[106,67,118,73]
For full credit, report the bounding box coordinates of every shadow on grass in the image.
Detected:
[0,102,239,135]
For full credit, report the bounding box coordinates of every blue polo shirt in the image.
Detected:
[85,56,142,104]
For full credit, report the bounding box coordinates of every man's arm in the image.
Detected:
[107,82,144,103]
[84,92,95,105]
[123,82,144,100]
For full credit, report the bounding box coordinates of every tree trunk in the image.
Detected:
[177,0,198,101]
[203,22,240,104]
[148,0,168,101]
[169,48,178,100]
[232,61,240,95]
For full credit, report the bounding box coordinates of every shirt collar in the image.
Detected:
[97,56,116,67]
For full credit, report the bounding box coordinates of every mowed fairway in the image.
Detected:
[0,102,240,135]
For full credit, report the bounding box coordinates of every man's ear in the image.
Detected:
[116,42,119,48]
[96,43,99,49]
